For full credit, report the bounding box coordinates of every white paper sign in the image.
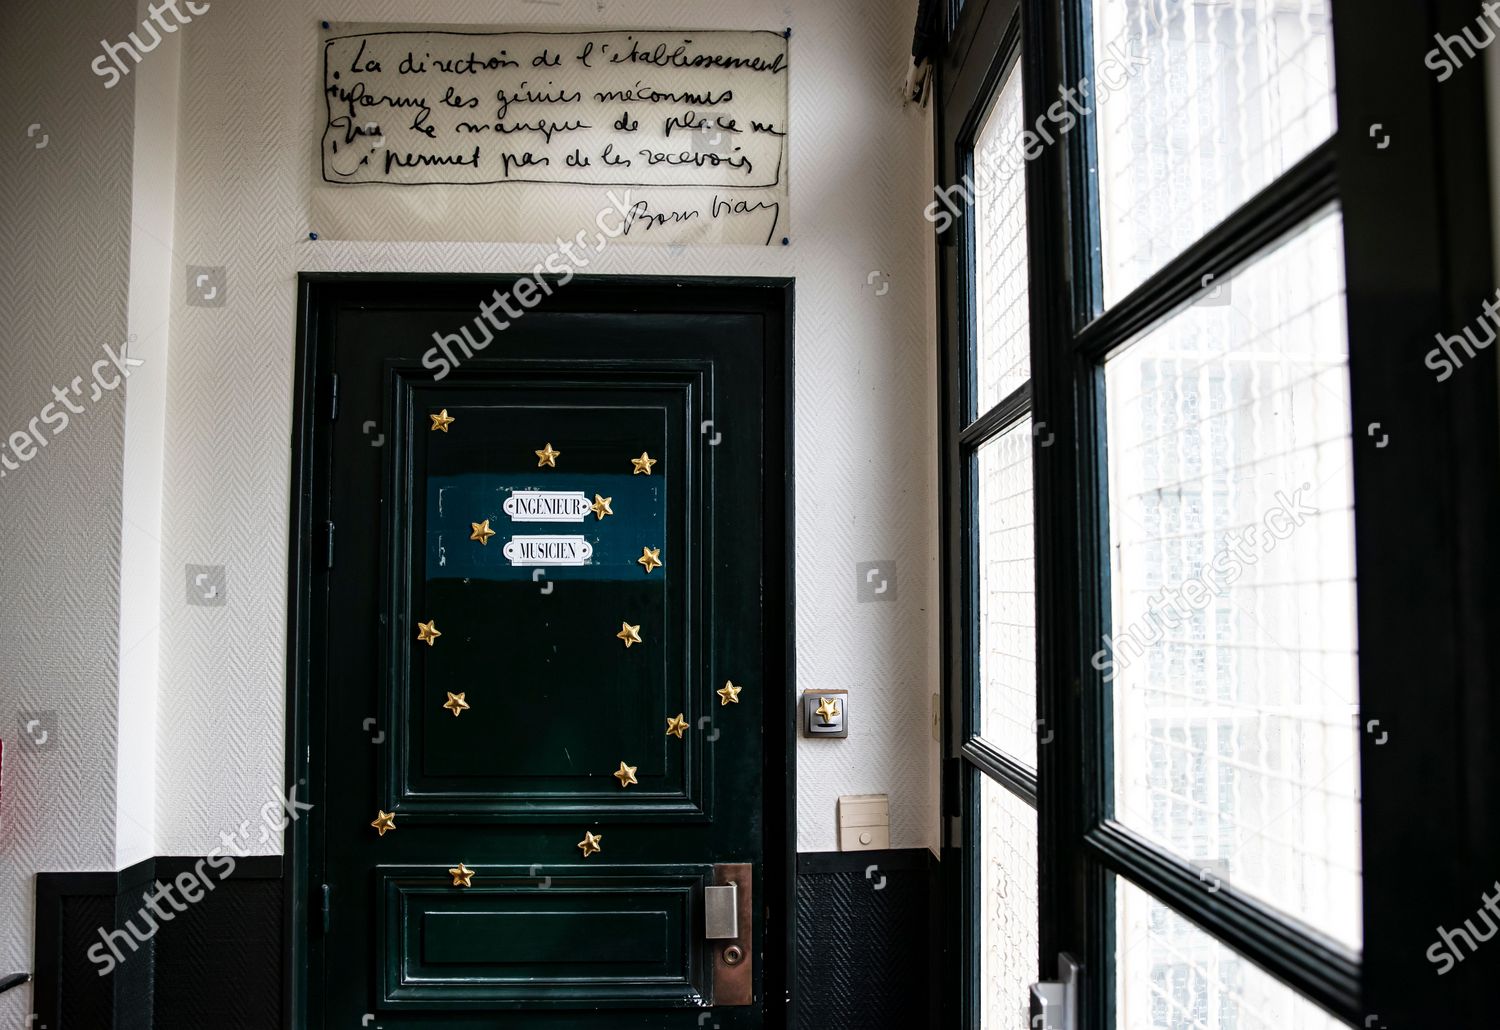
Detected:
[316,24,789,244]
[503,535,594,566]
[503,490,594,523]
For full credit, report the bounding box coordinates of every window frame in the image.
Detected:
[960,42,1037,780]
[937,4,1035,1028]
[936,4,1032,1025]
[936,0,1500,1027]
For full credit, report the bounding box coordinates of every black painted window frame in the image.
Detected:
[937,1,1500,1027]
[937,3,1039,1028]
[953,15,1040,1028]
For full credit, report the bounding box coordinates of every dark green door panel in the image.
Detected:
[382,865,711,1006]
[388,368,713,823]
[291,277,791,1030]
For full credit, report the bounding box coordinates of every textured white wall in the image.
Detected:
[116,0,182,873]
[155,0,940,858]
[0,1,136,1022]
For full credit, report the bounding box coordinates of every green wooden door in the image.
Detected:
[295,277,789,1029]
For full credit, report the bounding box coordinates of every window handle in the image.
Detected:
[1029,952,1081,1030]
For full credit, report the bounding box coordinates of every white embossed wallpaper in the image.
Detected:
[0,1,134,1023]
[0,0,939,1019]
[154,0,939,863]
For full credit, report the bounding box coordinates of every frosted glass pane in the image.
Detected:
[976,417,1037,766]
[1093,0,1336,304]
[973,61,1031,413]
[980,774,1038,1029]
[1116,878,1347,1029]
[1103,211,1361,949]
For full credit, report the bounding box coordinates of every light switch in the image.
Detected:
[837,793,889,852]
[802,689,848,738]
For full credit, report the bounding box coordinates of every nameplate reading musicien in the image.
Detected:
[503,535,594,566]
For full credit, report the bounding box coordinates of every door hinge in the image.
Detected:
[325,520,336,569]
[328,373,339,421]
[320,883,331,934]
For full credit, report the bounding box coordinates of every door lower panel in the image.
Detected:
[381,865,711,1008]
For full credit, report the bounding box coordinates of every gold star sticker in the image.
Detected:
[443,691,470,717]
[665,713,689,738]
[630,451,657,475]
[577,831,603,858]
[613,761,638,788]
[416,620,441,646]
[616,622,642,648]
[591,493,614,520]
[717,680,743,706]
[470,519,496,545]
[370,810,397,836]
[637,546,663,574]
[429,409,455,432]
[448,862,475,887]
[535,442,560,468]
[815,697,841,724]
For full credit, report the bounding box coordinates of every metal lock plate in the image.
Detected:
[710,863,753,1006]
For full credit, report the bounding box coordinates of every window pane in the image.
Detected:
[976,416,1036,766]
[1102,211,1361,949]
[973,61,1031,414]
[1093,0,1336,305]
[979,773,1038,1029]
[1115,877,1345,1029]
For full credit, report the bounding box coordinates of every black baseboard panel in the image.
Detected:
[33,856,283,1029]
[33,871,123,1027]
[36,849,936,1028]
[150,856,283,1030]
[795,848,941,1030]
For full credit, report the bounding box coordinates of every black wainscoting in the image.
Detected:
[150,857,283,1030]
[795,848,941,1030]
[36,849,937,1028]
[34,871,120,1027]
[33,856,282,1029]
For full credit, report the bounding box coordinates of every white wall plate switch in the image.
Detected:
[838,793,890,851]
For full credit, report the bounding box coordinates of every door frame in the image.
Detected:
[283,273,798,1028]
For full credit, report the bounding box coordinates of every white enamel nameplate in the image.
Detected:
[503,490,594,523]
[502,535,594,567]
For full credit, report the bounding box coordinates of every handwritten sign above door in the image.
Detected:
[315,25,789,245]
